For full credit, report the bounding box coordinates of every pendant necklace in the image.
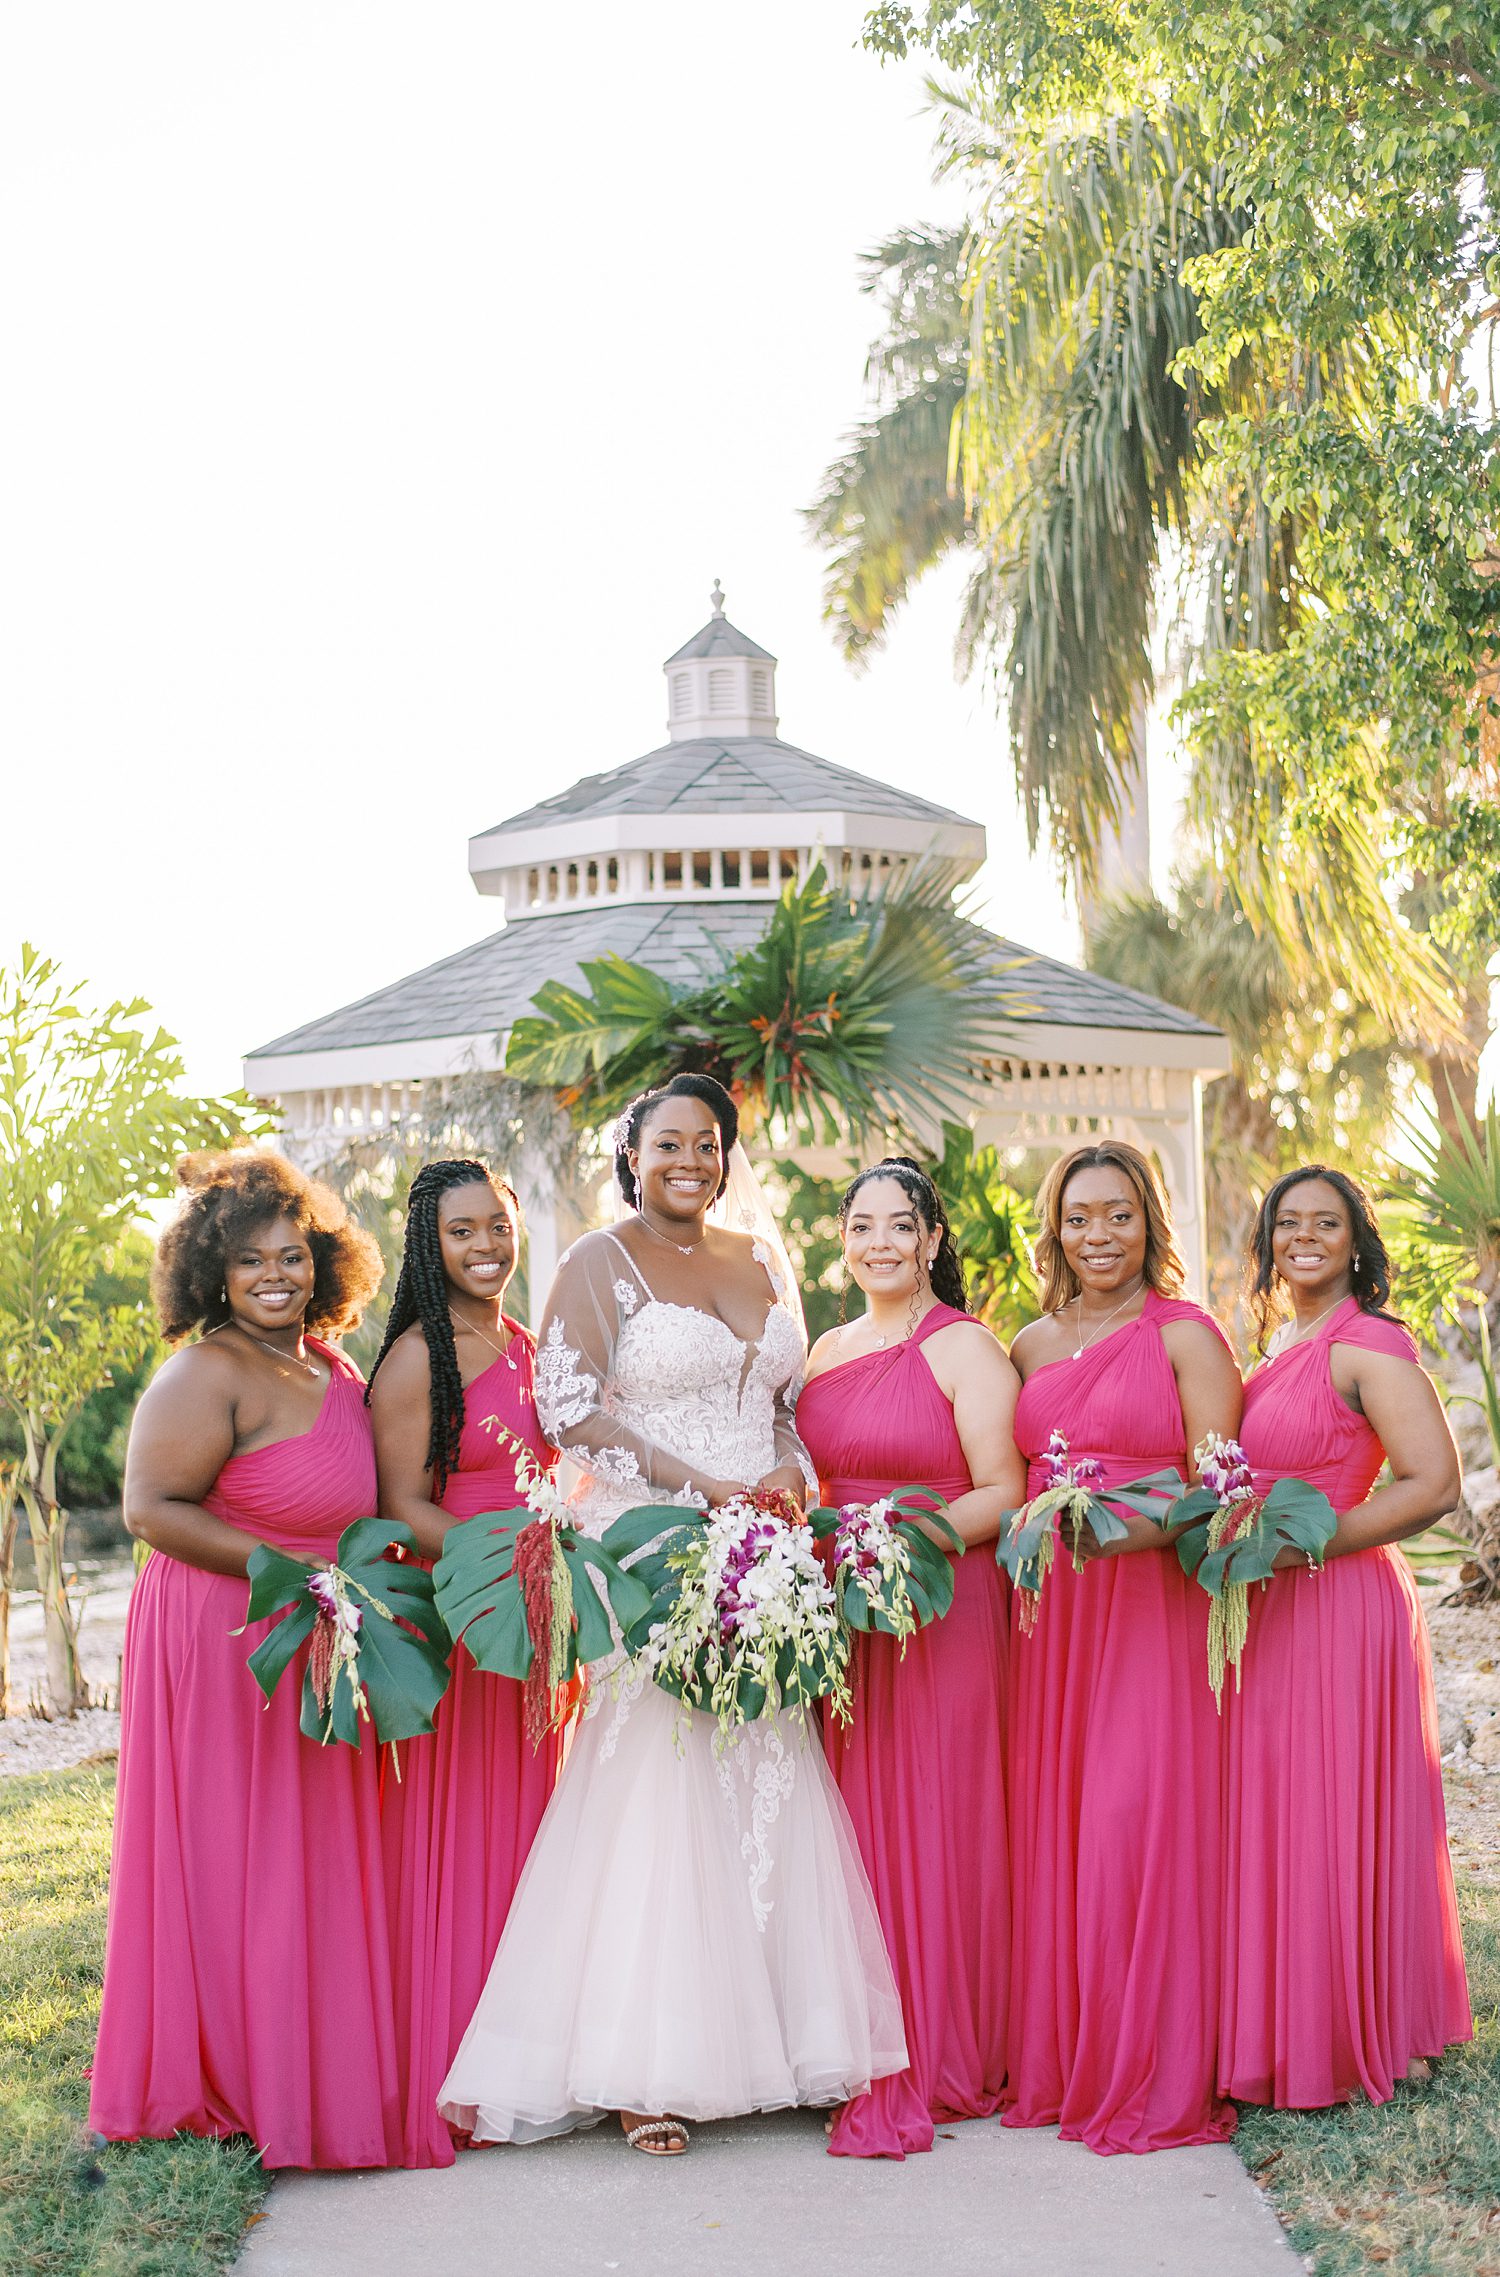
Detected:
[635,1210,706,1256]
[450,1307,516,1371]
[209,1320,323,1381]
[1072,1277,1146,1358]
[1273,1293,1349,1355]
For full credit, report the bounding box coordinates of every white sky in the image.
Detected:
[0,2,1104,1102]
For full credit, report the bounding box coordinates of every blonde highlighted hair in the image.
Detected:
[1034,1141,1186,1314]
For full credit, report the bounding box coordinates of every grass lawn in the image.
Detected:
[3,1763,1498,2276]
[1237,1874,1500,2274]
[0,1766,266,2277]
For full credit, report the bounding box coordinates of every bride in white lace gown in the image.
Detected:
[437,1077,906,2150]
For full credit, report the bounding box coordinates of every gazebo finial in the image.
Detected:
[710,578,726,618]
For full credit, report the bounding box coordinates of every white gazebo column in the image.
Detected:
[513,1141,592,1331]
[1139,1080,1210,1303]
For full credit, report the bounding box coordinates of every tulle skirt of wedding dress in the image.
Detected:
[437,1676,908,2142]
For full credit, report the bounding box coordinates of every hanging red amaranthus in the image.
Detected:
[512,1515,574,1747]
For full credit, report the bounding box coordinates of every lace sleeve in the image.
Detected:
[534,1233,726,1504]
[776,1368,818,1495]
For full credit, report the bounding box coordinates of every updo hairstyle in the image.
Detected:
[613,1072,739,1207]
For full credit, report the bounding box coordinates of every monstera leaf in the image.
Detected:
[434,1504,655,1680]
[243,1516,451,1748]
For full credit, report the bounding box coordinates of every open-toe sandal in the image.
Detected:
[625,2117,690,2156]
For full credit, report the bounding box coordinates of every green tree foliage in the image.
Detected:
[935,1121,1040,1337]
[505,863,1023,1148]
[1087,874,1399,1318]
[859,1,1500,976]
[0,947,253,1715]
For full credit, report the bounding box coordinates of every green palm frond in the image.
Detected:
[803,227,970,662]
[950,94,1248,882]
[1386,1096,1500,1323]
[505,958,684,1105]
[502,865,1026,1148]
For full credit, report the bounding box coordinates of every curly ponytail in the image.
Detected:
[838,1155,969,1314]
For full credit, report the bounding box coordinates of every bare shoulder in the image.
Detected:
[1160,1314,1236,1366]
[805,1325,843,1379]
[144,1337,240,1404]
[1008,1315,1052,1370]
[367,1325,431,1408]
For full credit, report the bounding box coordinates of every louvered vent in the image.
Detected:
[670,671,691,716]
[707,667,734,714]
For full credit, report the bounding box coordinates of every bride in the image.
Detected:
[438,1072,905,2155]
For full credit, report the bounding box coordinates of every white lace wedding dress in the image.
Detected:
[437,1227,906,2142]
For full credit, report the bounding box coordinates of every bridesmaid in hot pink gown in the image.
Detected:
[1221,1164,1470,2106]
[90,1151,405,2169]
[1004,1141,1243,2154]
[367,1160,557,2167]
[799,1158,1025,2160]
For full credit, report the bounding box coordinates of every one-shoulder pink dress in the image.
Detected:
[379,1326,558,2167]
[1004,1288,1237,2153]
[798,1304,1010,2161]
[1222,1297,1472,2105]
[90,1345,404,2169]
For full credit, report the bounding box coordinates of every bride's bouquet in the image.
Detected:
[240,1517,452,1752]
[435,1438,655,1745]
[1160,1433,1337,1702]
[809,1489,963,1648]
[625,1487,851,1739]
[997,1432,1182,1633]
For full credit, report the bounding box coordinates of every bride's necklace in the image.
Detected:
[1071,1276,1145,1358]
[635,1209,707,1256]
[449,1307,516,1370]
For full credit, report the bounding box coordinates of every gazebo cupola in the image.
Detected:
[663,579,779,739]
[465,585,986,919]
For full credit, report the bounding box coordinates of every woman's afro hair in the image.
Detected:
[152,1149,384,1344]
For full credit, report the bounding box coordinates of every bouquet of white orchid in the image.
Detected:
[435,1436,655,1746]
[809,1490,962,1649]
[626,1487,851,1740]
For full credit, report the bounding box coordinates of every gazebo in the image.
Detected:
[245,588,1229,1312]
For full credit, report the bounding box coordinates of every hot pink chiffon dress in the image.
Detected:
[1221,1297,1471,2105]
[89,1345,405,2169]
[379,1326,557,2167]
[797,1304,1010,2161]
[1004,1288,1237,2154]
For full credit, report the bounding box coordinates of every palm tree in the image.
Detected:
[806,90,1456,1052]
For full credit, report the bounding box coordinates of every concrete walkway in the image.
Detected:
[234,2110,1304,2277]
